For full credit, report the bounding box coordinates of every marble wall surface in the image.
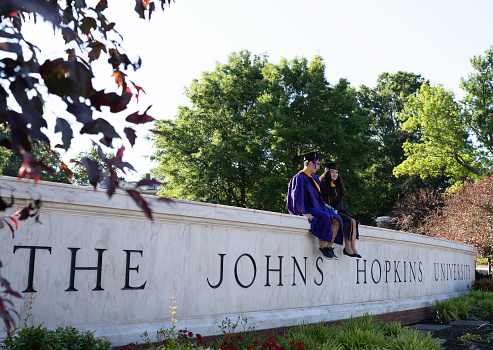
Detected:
[0,176,476,346]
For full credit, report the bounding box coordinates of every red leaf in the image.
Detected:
[96,0,108,12]
[61,27,80,44]
[81,157,102,188]
[96,144,107,161]
[100,135,113,147]
[67,101,93,123]
[103,174,119,198]
[124,127,137,146]
[80,118,120,139]
[15,206,30,220]
[106,147,135,173]
[18,151,54,183]
[112,71,125,88]
[131,81,146,95]
[104,22,115,31]
[110,93,132,113]
[2,219,14,238]
[0,196,14,211]
[116,146,125,158]
[126,105,154,124]
[126,189,152,220]
[130,80,146,103]
[9,217,18,228]
[90,90,132,113]
[150,129,166,136]
[135,178,161,187]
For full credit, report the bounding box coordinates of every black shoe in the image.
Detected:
[320,247,338,260]
[343,248,360,258]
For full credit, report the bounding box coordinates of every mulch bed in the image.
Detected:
[412,318,493,349]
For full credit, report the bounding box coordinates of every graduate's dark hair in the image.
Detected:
[320,169,347,196]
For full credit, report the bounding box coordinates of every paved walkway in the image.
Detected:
[410,320,493,349]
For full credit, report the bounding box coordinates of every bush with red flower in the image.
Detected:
[469,276,493,292]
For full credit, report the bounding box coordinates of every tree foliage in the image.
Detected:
[357,71,432,222]
[151,51,372,213]
[429,175,493,258]
[259,55,371,213]
[394,84,486,179]
[461,46,493,156]
[151,51,268,207]
[0,127,70,183]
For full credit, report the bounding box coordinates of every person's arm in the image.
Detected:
[287,174,312,220]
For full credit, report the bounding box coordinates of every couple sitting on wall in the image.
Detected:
[286,151,361,261]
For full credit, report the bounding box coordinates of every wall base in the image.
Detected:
[71,292,462,346]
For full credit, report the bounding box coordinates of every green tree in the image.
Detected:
[0,129,13,173]
[151,52,372,213]
[357,71,432,221]
[394,83,486,180]
[151,50,268,207]
[260,57,372,214]
[461,46,493,156]
[0,128,69,183]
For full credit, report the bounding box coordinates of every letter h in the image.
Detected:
[66,248,106,292]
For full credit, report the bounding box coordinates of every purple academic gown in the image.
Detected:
[287,172,343,245]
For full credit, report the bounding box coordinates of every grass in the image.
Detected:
[117,314,443,350]
[8,292,493,349]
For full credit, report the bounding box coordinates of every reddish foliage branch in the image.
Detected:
[382,187,445,235]
[0,199,41,337]
[429,175,493,258]
[0,0,168,215]
[0,0,172,335]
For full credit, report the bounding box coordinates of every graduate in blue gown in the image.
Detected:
[286,151,343,260]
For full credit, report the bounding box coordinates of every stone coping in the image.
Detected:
[0,176,477,254]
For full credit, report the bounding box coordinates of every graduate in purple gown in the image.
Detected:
[286,151,343,260]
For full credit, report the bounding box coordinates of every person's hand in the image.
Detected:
[302,213,314,221]
[335,210,338,214]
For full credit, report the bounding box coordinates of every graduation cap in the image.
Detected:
[299,151,320,163]
[322,162,339,170]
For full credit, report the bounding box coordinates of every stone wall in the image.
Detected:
[0,176,476,346]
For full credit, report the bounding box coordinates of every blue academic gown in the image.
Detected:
[287,172,343,245]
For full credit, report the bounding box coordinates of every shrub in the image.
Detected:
[469,276,493,292]
[386,327,442,350]
[382,187,444,234]
[0,325,110,350]
[429,175,493,258]
[433,299,459,322]
[433,291,493,322]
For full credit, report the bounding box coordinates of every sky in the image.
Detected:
[21,0,493,180]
